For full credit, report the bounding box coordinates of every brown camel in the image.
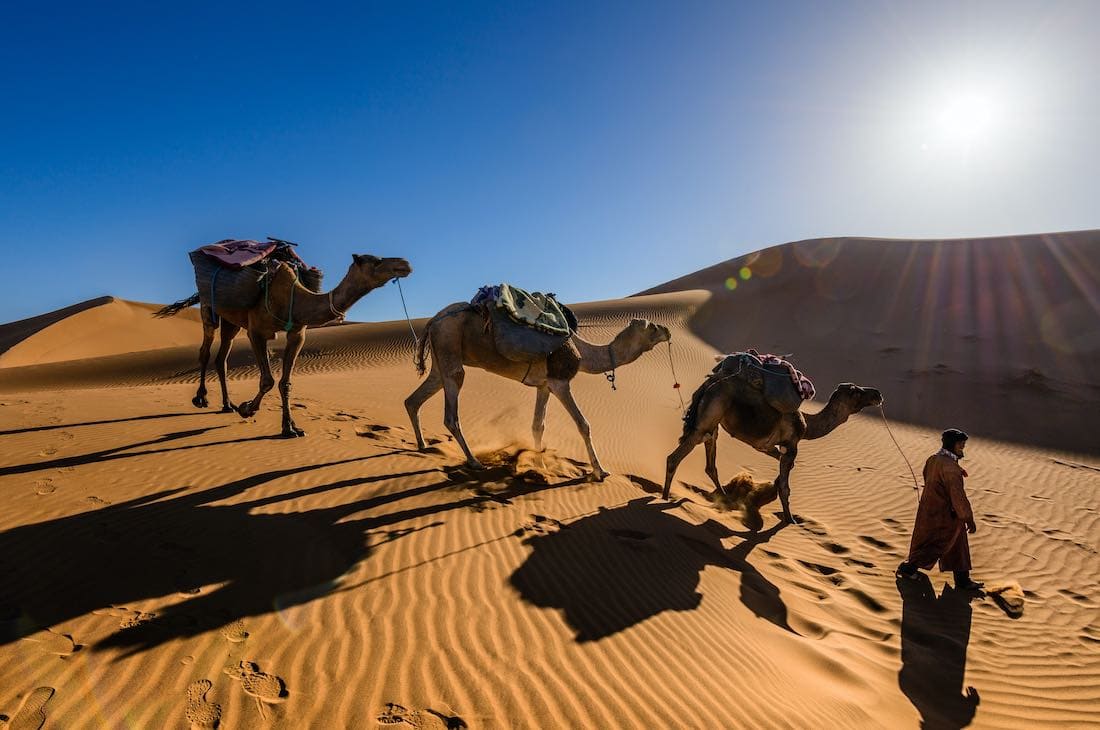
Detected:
[156,254,411,437]
[406,303,671,479]
[664,364,882,523]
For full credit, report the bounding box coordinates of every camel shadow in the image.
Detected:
[0,425,290,477]
[897,574,980,729]
[0,450,587,656]
[509,497,791,642]
[0,411,212,437]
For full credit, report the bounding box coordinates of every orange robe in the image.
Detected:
[905,453,973,572]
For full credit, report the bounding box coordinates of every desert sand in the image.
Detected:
[1,233,1097,728]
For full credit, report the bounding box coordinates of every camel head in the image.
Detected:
[832,382,883,412]
[623,318,672,351]
[349,254,413,289]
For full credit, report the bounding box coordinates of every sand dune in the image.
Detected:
[1,241,1098,728]
[0,296,203,369]
[640,230,1100,455]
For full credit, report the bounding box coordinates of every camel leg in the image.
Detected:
[214,319,241,413]
[278,328,307,438]
[663,398,726,499]
[235,329,275,421]
[776,445,798,524]
[405,366,443,451]
[532,386,550,451]
[441,367,482,469]
[704,430,726,494]
[192,321,215,408]
[548,379,607,481]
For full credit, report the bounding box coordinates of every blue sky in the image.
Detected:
[2,1,1098,324]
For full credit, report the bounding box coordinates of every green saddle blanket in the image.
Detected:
[472,284,574,335]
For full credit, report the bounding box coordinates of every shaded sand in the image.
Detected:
[640,230,1100,455]
[1,238,1099,727]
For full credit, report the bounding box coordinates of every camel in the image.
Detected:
[406,303,671,479]
[664,363,881,523]
[156,254,411,437]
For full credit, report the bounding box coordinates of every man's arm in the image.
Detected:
[944,464,976,532]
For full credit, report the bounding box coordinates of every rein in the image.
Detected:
[666,341,685,414]
[878,403,921,503]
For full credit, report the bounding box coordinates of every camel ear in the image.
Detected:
[352,254,365,265]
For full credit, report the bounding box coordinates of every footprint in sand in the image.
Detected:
[5,687,55,730]
[355,424,392,440]
[513,514,567,537]
[220,620,249,643]
[93,606,157,630]
[185,679,222,730]
[33,479,55,496]
[377,703,467,729]
[85,495,111,507]
[36,447,58,457]
[20,629,78,657]
[223,661,287,720]
[857,535,894,552]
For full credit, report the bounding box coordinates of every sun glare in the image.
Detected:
[935,94,997,143]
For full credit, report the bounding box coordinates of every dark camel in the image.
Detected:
[157,254,411,436]
[406,303,671,479]
[664,365,881,523]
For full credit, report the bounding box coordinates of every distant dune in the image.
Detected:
[640,230,1100,454]
[0,296,202,368]
[0,238,1097,727]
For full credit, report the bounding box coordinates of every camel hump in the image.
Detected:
[471,284,575,363]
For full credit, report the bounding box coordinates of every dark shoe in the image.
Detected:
[896,562,919,580]
[957,578,984,591]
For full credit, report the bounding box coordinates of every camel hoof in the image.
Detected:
[192,396,209,408]
[220,404,236,414]
[589,470,609,482]
[236,404,255,419]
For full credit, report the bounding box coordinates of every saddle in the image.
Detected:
[713,350,815,414]
[471,284,578,363]
[190,238,324,318]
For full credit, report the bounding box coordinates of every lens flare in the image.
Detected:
[724,277,738,291]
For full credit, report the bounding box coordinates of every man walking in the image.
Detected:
[897,429,982,590]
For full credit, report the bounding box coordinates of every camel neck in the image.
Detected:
[329,276,377,316]
[803,393,856,440]
[573,329,641,374]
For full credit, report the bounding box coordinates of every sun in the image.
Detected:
[936,94,997,143]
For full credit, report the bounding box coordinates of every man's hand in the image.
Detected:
[966,519,977,534]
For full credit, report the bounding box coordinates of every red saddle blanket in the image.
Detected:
[199,239,281,269]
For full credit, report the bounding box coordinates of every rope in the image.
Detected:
[666,342,685,414]
[878,404,921,502]
[208,267,220,326]
[394,278,419,360]
[328,292,346,322]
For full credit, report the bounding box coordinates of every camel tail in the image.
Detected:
[153,293,200,318]
[414,317,436,377]
[682,370,720,435]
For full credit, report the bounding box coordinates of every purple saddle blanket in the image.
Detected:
[199,239,279,269]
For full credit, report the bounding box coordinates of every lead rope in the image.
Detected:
[879,404,921,504]
[666,341,685,415]
[394,278,419,363]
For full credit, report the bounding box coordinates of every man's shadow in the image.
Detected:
[897,574,980,729]
[509,497,791,642]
